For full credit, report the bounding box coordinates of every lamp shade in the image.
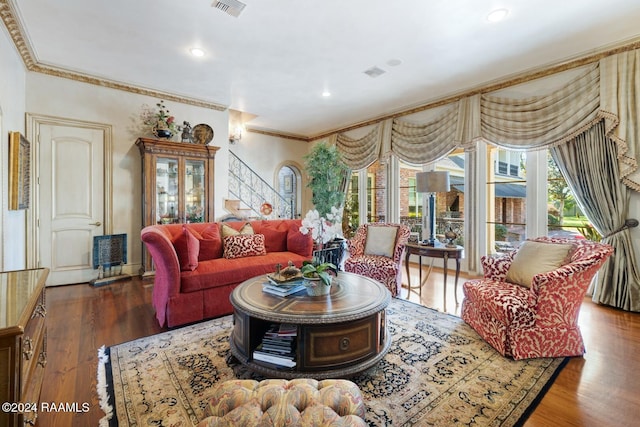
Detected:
[416,171,450,193]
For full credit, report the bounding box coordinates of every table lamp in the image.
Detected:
[416,171,450,246]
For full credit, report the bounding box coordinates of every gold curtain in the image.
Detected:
[551,121,640,311]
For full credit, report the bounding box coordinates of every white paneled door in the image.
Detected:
[39,124,105,285]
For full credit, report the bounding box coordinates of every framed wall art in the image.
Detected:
[8,131,31,210]
[284,175,293,193]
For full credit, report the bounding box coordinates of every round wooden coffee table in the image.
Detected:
[229,272,391,379]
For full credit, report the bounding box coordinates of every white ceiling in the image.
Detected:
[11,0,640,138]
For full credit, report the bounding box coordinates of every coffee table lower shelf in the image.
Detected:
[229,327,391,379]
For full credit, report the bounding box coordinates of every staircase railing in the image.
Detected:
[228,151,293,219]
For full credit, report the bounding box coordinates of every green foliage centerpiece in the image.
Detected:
[301,260,336,296]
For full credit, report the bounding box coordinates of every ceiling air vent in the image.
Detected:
[364,66,386,78]
[212,0,246,17]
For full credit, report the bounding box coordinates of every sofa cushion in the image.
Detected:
[223,234,267,259]
[364,225,398,258]
[188,224,224,261]
[463,279,536,328]
[174,226,200,271]
[258,220,289,252]
[505,240,574,288]
[180,252,310,293]
[286,220,314,257]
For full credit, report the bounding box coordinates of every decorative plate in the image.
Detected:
[192,124,214,145]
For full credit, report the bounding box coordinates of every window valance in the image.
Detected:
[335,123,383,170]
[333,48,640,191]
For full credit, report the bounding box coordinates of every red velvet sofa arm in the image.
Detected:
[141,226,181,297]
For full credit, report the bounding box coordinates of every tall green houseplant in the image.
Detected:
[304,142,350,218]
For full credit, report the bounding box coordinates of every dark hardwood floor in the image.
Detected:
[39,266,640,426]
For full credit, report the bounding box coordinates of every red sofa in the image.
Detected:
[141,219,313,327]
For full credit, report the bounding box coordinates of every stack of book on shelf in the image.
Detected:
[262,272,306,297]
[253,323,297,368]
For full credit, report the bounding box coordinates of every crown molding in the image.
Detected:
[0,0,227,112]
[246,127,310,142]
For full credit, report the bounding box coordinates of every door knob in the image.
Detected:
[90,221,102,226]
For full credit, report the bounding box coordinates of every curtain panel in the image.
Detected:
[551,121,640,312]
[599,49,640,191]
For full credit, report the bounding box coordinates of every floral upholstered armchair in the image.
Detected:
[343,223,411,297]
[462,237,613,360]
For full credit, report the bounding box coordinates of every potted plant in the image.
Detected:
[140,100,181,139]
[301,142,350,247]
[301,260,336,295]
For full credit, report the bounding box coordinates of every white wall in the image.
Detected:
[0,24,27,271]
[25,72,230,270]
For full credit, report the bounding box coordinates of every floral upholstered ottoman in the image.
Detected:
[197,378,367,426]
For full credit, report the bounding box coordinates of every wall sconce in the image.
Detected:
[416,171,450,246]
[229,125,243,144]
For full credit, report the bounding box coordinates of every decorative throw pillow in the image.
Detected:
[260,220,288,253]
[223,234,267,259]
[287,221,313,257]
[221,222,254,238]
[505,240,575,288]
[195,224,224,261]
[364,226,399,258]
[173,226,200,271]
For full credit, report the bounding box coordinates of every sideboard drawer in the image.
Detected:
[302,316,377,368]
[21,291,46,391]
[0,268,48,427]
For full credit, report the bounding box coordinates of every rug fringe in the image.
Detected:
[97,345,113,427]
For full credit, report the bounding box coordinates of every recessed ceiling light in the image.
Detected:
[387,59,402,67]
[190,48,205,57]
[322,91,331,97]
[487,8,509,22]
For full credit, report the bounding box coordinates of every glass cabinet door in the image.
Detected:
[185,159,206,223]
[156,157,179,224]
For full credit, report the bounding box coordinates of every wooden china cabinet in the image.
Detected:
[136,137,220,274]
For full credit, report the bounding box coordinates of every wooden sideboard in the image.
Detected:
[0,268,49,427]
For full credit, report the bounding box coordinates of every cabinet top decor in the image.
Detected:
[135,137,220,159]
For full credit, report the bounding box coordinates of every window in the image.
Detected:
[343,172,359,237]
[485,147,595,254]
[367,160,384,223]
[433,151,465,246]
[397,151,465,244]
[487,147,526,253]
[399,160,424,236]
[342,160,384,237]
[546,150,597,240]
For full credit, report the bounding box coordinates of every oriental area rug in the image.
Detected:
[97,298,567,426]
